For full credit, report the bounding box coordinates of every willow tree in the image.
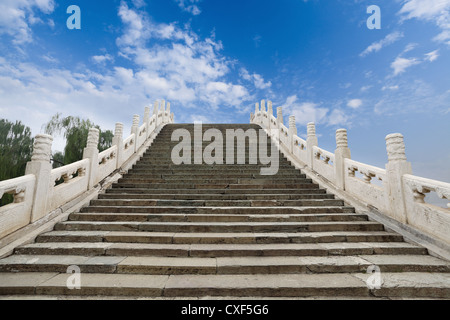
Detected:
[0,119,34,205]
[44,114,113,165]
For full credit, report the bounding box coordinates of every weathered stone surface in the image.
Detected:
[164,274,369,297]
[0,273,58,295]
[36,274,169,296]
[0,124,448,299]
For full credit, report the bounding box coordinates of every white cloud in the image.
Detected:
[374,79,450,115]
[360,85,373,92]
[239,68,272,90]
[382,85,400,91]
[399,0,450,44]
[425,50,439,62]
[175,0,202,15]
[91,54,114,65]
[347,99,363,109]
[0,1,263,137]
[114,2,257,110]
[360,31,404,57]
[391,56,420,76]
[281,95,329,126]
[328,109,351,126]
[0,0,55,44]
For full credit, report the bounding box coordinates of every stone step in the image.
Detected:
[98,193,336,201]
[105,188,328,195]
[123,173,306,179]
[88,199,345,208]
[68,213,367,223]
[17,242,427,257]
[35,231,405,245]
[1,255,448,275]
[1,272,449,298]
[128,168,302,174]
[111,183,321,190]
[80,206,355,214]
[117,178,314,185]
[135,161,293,166]
[132,163,295,168]
[54,221,384,233]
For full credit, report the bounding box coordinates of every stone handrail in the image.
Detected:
[49,159,90,212]
[0,100,175,240]
[96,145,118,184]
[313,146,335,184]
[0,175,36,238]
[251,99,450,245]
[344,158,389,213]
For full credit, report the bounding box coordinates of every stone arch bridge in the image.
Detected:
[0,99,449,299]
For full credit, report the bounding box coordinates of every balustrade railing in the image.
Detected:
[0,100,174,239]
[251,99,450,245]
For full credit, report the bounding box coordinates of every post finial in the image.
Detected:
[277,107,283,125]
[268,101,273,116]
[114,123,124,138]
[132,115,140,127]
[261,100,266,112]
[144,106,151,122]
[289,116,296,129]
[336,129,348,149]
[87,128,100,149]
[307,123,316,137]
[31,134,53,162]
[386,133,407,162]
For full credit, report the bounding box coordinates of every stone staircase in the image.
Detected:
[0,124,449,299]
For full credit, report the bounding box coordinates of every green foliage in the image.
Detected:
[0,119,34,205]
[44,114,113,165]
[52,151,65,169]
[0,119,34,181]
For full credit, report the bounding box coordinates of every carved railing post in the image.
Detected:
[83,128,100,189]
[276,107,283,129]
[112,123,124,169]
[254,102,260,125]
[153,101,160,126]
[385,133,412,223]
[288,116,297,154]
[267,101,273,130]
[161,100,166,124]
[166,102,171,124]
[144,106,151,138]
[335,129,351,190]
[306,122,318,169]
[131,115,140,152]
[25,134,53,222]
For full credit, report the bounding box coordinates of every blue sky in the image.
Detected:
[0,0,449,182]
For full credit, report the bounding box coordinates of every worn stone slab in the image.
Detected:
[106,243,190,257]
[216,256,371,274]
[36,273,169,296]
[164,274,369,297]
[359,242,428,255]
[0,255,89,272]
[353,272,450,299]
[15,242,112,256]
[104,232,175,244]
[0,273,58,295]
[189,243,327,257]
[36,231,110,243]
[358,255,450,272]
[118,257,217,274]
